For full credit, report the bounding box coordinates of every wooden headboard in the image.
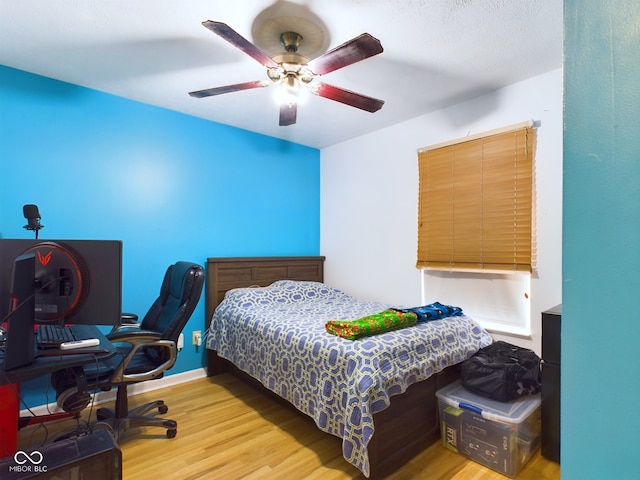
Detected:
[205,256,325,331]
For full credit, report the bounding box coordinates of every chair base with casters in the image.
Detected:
[96,383,176,439]
[51,261,204,441]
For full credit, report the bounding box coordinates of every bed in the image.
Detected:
[204,257,492,478]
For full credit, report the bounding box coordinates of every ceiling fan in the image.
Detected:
[188,21,385,126]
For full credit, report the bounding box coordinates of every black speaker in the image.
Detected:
[541,304,561,464]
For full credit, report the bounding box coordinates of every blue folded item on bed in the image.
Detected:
[390,301,463,323]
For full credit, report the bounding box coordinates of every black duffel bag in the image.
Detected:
[461,341,541,402]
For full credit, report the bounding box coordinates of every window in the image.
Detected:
[417,123,535,272]
[420,269,532,336]
[417,122,536,335]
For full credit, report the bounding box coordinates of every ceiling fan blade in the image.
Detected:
[189,80,269,98]
[279,102,297,126]
[311,83,384,113]
[309,33,383,76]
[202,20,279,69]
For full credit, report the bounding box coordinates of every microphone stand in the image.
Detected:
[23,223,43,239]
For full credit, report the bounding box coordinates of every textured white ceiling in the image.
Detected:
[0,0,563,148]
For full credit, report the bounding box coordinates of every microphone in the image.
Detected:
[23,204,44,238]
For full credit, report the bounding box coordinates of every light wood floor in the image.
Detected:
[18,374,560,479]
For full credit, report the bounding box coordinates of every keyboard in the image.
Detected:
[37,324,77,349]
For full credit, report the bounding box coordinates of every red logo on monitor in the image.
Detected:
[37,250,52,266]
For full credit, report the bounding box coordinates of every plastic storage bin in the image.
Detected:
[436,380,541,477]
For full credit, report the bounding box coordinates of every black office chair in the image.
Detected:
[52,261,204,439]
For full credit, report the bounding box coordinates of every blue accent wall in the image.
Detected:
[0,65,320,407]
[564,2,640,478]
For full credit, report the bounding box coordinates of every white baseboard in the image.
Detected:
[20,368,208,418]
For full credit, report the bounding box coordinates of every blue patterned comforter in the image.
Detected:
[206,280,492,477]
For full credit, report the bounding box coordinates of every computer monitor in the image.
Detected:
[0,239,123,327]
[3,253,36,370]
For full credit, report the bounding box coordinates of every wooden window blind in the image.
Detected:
[417,124,535,272]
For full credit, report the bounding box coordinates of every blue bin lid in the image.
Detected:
[436,380,541,424]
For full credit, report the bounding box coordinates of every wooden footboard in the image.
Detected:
[204,256,458,478]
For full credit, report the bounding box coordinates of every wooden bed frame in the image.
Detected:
[204,256,459,479]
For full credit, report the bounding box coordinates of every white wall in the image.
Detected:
[320,68,562,353]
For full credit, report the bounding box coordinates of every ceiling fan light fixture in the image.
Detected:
[284,73,297,89]
[273,73,309,108]
[299,66,316,84]
[282,74,299,105]
[267,67,283,82]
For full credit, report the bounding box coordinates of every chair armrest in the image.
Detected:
[120,313,139,324]
[106,328,176,384]
[111,339,177,384]
[109,313,140,333]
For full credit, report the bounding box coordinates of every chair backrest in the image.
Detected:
[140,261,205,343]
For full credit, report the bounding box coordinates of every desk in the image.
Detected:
[0,325,118,457]
[1,325,117,385]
